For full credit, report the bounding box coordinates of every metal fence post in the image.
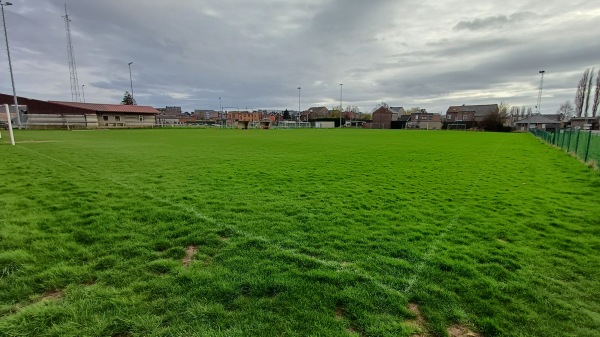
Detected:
[567,130,572,153]
[575,129,581,156]
[584,131,593,162]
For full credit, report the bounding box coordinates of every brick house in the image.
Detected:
[570,117,599,130]
[371,106,397,129]
[301,107,329,121]
[446,104,499,123]
[408,110,442,129]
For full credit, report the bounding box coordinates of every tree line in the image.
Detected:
[575,67,600,118]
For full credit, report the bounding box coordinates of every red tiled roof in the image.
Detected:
[49,101,160,115]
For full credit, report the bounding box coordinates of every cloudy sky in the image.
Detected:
[0,0,599,113]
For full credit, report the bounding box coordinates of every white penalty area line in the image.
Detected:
[16,145,462,300]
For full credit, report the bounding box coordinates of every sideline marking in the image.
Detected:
[16,144,464,299]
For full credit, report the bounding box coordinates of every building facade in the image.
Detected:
[0,93,159,129]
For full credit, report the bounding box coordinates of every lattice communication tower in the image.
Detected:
[63,4,81,102]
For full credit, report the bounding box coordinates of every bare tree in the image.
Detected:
[557,101,574,120]
[593,69,600,117]
[584,68,595,117]
[510,106,519,121]
[575,68,590,117]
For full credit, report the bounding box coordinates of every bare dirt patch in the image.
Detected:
[111,333,132,337]
[335,305,345,320]
[182,245,198,267]
[406,303,430,337]
[42,291,64,301]
[2,290,64,317]
[334,305,363,336]
[448,325,482,337]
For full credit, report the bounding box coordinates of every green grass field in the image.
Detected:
[1,129,599,337]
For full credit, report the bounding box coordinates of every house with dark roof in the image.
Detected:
[0,93,159,129]
[371,106,397,129]
[408,111,442,129]
[569,116,599,130]
[301,106,329,121]
[446,104,499,123]
[389,107,406,115]
[514,115,561,131]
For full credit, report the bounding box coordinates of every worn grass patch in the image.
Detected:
[1,129,599,336]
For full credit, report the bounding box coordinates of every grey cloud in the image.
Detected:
[0,1,598,115]
[453,12,536,31]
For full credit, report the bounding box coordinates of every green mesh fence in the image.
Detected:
[531,129,600,166]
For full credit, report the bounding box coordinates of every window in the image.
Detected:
[115,116,121,121]
[139,115,144,122]
[447,115,452,119]
[103,115,108,121]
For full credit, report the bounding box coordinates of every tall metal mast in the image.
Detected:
[63,4,81,102]
[536,70,545,114]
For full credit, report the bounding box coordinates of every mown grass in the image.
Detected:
[0,129,599,337]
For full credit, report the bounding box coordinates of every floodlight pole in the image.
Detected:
[3,104,15,145]
[1,1,21,128]
[219,97,222,126]
[297,87,301,122]
[339,83,343,127]
[81,84,86,103]
[128,62,134,104]
[537,70,545,115]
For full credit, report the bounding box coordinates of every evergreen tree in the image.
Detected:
[121,91,134,105]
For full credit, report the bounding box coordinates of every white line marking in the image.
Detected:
[16,144,465,299]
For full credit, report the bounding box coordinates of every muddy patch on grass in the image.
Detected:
[111,332,132,337]
[42,291,64,301]
[335,305,345,320]
[448,325,481,337]
[334,305,363,336]
[346,325,362,336]
[1,290,64,317]
[182,245,198,267]
[406,303,429,336]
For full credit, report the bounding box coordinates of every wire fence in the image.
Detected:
[530,129,600,166]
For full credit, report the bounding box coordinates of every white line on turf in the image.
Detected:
[16,144,463,299]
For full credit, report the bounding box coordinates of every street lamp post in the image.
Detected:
[537,70,545,115]
[128,62,134,104]
[339,83,343,127]
[219,97,222,126]
[81,84,85,103]
[1,1,20,127]
[297,87,301,122]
